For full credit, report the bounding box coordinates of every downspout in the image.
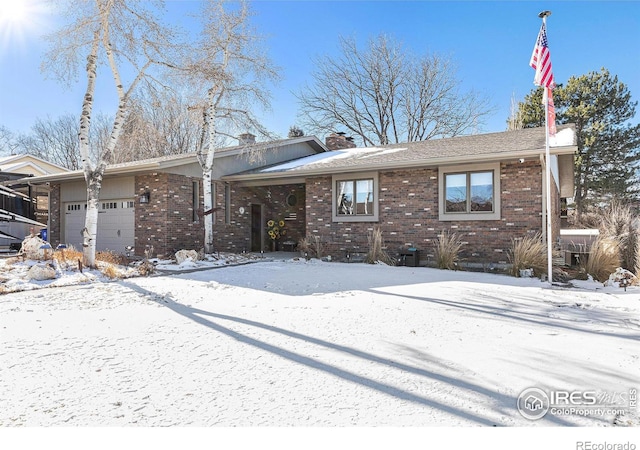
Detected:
[539,154,547,245]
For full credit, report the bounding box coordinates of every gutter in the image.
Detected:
[223,145,578,182]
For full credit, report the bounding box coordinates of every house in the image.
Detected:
[221,125,576,266]
[22,126,577,266]
[20,136,328,256]
[0,154,69,247]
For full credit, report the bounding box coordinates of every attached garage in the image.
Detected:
[60,177,136,253]
[63,199,135,252]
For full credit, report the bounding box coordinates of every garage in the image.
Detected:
[63,199,135,253]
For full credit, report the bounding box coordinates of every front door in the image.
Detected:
[250,204,263,252]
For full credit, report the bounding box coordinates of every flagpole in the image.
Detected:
[540,11,553,285]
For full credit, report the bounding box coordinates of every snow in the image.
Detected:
[1,255,638,439]
[260,146,407,173]
[550,127,575,147]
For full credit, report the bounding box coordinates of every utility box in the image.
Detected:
[399,248,419,267]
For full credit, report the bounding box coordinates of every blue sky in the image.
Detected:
[1,0,639,142]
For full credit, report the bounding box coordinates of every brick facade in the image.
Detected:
[48,183,61,245]
[135,173,204,258]
[304,161,548,265]
[212,182,306,253]
[48,160,559,264]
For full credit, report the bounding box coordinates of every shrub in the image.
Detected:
[365,227,395,265]
[434,231,463,270]
[508,233,547,277]
[600,200,637,271]
[298,235,324,259]
[582,237,620,282]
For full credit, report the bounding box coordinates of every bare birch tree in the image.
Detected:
[297,34,492,146]
[179,0,279,254]
[43,0,176,266]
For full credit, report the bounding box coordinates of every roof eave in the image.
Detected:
[222,145,578,182]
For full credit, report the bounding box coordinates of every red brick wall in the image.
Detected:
[135,173,204,258]
[212,182,306,253]
[305,161,546,265]
[48,183,61,245]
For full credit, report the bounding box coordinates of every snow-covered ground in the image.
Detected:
[1,255,639,429]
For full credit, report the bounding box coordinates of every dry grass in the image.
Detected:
[508,234,547,277]
[582,237,621,282]
[298,235,324,259]
[100,263,122,279]
[96,251,129,265]
[434,231,464,270]
[600,201,637,271]
[365,227,395,265]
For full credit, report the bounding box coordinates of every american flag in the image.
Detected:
[530,22,555,89]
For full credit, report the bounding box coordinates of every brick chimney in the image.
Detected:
[238,132,256,145]
[325,132,356,150]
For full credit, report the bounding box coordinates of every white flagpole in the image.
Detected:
[541,12,553,285]
[544,86,553,284]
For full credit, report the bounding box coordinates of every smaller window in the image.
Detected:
[337,178,374,216]
[224,183,231,224]
[332,172,379,222]
[192,181,200,222]
[122,201,134,209]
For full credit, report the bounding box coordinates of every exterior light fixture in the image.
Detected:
[139,191,150,204]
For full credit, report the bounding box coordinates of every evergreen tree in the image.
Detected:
[515,68,640,216]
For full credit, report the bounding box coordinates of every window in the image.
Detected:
[122,201,134,209]
[192,181,200,222]
[332,172,379,222]
[101,202,117,210]
[439,163,500,221]
[224,183,231,224]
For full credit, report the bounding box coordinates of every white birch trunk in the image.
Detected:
[202,170,214,253]
[79,31,100,267]
[201,87,221,255]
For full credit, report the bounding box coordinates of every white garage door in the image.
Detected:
[64,200,135,253]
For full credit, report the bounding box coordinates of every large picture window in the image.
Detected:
[439,163,500,221]
[332,172,379,222]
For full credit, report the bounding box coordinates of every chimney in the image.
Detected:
[325,132,356,151]
[238,132,256,145]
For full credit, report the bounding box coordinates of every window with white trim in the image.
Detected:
[439,163,501,221]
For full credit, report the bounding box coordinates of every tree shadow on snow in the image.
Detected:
[120,281,575,426]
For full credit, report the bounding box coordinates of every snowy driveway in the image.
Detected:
[1,259,639,426]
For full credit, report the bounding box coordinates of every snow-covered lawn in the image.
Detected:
[1,257,638,427]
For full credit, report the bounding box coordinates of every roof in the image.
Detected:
[10,135,328,185]
[224,125,577,182]
[0,154,70,175]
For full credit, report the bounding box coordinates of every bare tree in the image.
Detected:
[0,126,19,156]
[112,85,204,163]
[506,91,524,131]
[297,34,493,146]
[15,114,81,169]
[43,0,176,267]
[179,0,280,254]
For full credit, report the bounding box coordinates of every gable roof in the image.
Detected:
[11,135,328,185]
[0,154,69,176]
[224,125,577,182]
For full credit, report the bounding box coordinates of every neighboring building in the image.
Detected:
[22,126,577,266]
[0,154,69,247]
